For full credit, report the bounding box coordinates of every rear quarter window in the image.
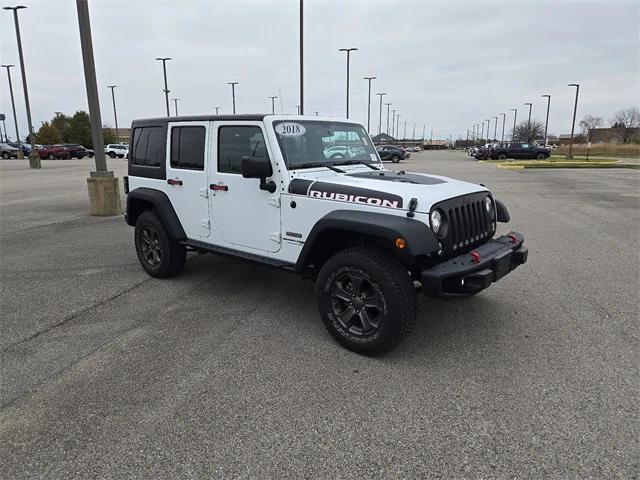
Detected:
[131,127,163,167]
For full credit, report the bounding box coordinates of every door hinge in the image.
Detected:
[201,219,211,229]
[199,187,209,198]
[268,197,280,208]
[269,232,281,243]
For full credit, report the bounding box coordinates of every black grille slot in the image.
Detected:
[434,193,494,255]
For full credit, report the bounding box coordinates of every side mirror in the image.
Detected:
[241,156,272,179]
[241,156,276,193]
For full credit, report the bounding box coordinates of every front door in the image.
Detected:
[165,121,211,239]
[209,121,281,253]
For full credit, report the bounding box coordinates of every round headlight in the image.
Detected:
[485,196,493,213]
[430,210,442,234]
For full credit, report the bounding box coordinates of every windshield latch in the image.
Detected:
[406,197,418,218]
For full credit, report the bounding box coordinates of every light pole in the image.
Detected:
[338,47,357,118]
[155,57,171,117]
[268,95,278,114]
[313,111,319,116]
[412,123,416,142]
[511,108,518,141]
[76,0,120,215]
[493,116,498,141]
[4,6,39,167]
[376,92,386,136]
[295,105,300,114]
[172,98,179,116]
[422,125,426,143]
[1,117,7,143]
[567,83,580,159]
[396,114,401,140]
[363,76,376,132]
[541,94,551,146]
[228,82,238,114]
[430,126,433,145]
[299,0,304,114]
[403,120,407,141]
[213,106,220,114]
[107,85,119,143]
[385,103,392,135]
[480,122,484,142]
[485,119,491,141]
[471,125,476,141]
[524,102,532,141]
[391,109,397,137]
[1,64,20,155]
[500,113,506,141]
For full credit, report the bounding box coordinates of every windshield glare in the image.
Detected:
[273,121,379,169]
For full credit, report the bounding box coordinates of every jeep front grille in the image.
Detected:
[433,193,495,254]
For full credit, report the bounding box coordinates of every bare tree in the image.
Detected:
[579,115,604,141]
[612,107,640,143]
[512,120,545,143]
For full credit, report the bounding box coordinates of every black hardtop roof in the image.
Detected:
[131,114,267,126]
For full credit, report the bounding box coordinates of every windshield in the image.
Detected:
[273,120,379,169]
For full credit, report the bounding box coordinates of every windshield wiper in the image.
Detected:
[334,159,380,170]
[294,162,345,173]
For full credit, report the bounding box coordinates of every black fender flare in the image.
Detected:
[495,198,510,223]
[125,187,186,240]
[295,210,440,271]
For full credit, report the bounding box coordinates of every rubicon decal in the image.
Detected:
[289,180,403,209]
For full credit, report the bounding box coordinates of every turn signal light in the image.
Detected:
[395,237,406,249]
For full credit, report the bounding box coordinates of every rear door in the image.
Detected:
[164,121,211,239]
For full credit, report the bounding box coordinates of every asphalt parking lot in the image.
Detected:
[1,151,638,479]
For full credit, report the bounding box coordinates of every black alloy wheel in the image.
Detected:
[329,271,384,337]
[537,153,546,160]
[140,225,162,267]
[391,155,400,163]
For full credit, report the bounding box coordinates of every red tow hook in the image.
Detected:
[470,251,480,264]
[507,233,518,244]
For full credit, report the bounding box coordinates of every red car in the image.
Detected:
[37,145,71,160]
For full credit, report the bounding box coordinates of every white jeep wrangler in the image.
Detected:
[124,115,527,354]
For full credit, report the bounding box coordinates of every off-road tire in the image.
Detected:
[108,151,116,158]
[498,153,507,160]
[536,153,546,160]
[391,155,400,163]
[316,246,417,355]
[134,211,186,278]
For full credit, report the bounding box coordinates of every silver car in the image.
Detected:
[0,143,20,159]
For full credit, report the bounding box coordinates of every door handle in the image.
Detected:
[167,178,183,186]
[210,183,228,191]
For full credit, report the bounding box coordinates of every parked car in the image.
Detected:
[37,145,71,160]
[124,114,527,354]
[489,142,551,160]
[105,144,129,158]
[7,142,31,155]
[324,145,366,159]
[412,146,421,152]
[0,142,20,159]
[60,144,94,159]
[375,145,406,163]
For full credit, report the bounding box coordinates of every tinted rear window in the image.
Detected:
[131,127,163,167]
[170,126,206,170]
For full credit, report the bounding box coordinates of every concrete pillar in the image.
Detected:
[87,172,121,216]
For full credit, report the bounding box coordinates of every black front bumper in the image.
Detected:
[421,232,528,298]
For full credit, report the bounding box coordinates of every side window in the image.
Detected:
[131,127,163,167]
[521,144,530,149]
[171,126,206,170]
[218,126,266,174]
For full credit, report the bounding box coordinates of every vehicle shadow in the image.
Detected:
[185,253,506,363]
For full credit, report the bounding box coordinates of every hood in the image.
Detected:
[289,166,487,213]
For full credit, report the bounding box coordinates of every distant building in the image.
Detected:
[371,133,396,144]
[588,127,640,143]
[558,133,586,145]
[104,127,130,144]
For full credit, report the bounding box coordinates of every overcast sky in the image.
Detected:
[1,0,639,141]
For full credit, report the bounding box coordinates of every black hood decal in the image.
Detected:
[290,179,403,209]
[347,170,446,185]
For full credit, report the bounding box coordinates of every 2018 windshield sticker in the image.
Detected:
[276,123,306,136]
